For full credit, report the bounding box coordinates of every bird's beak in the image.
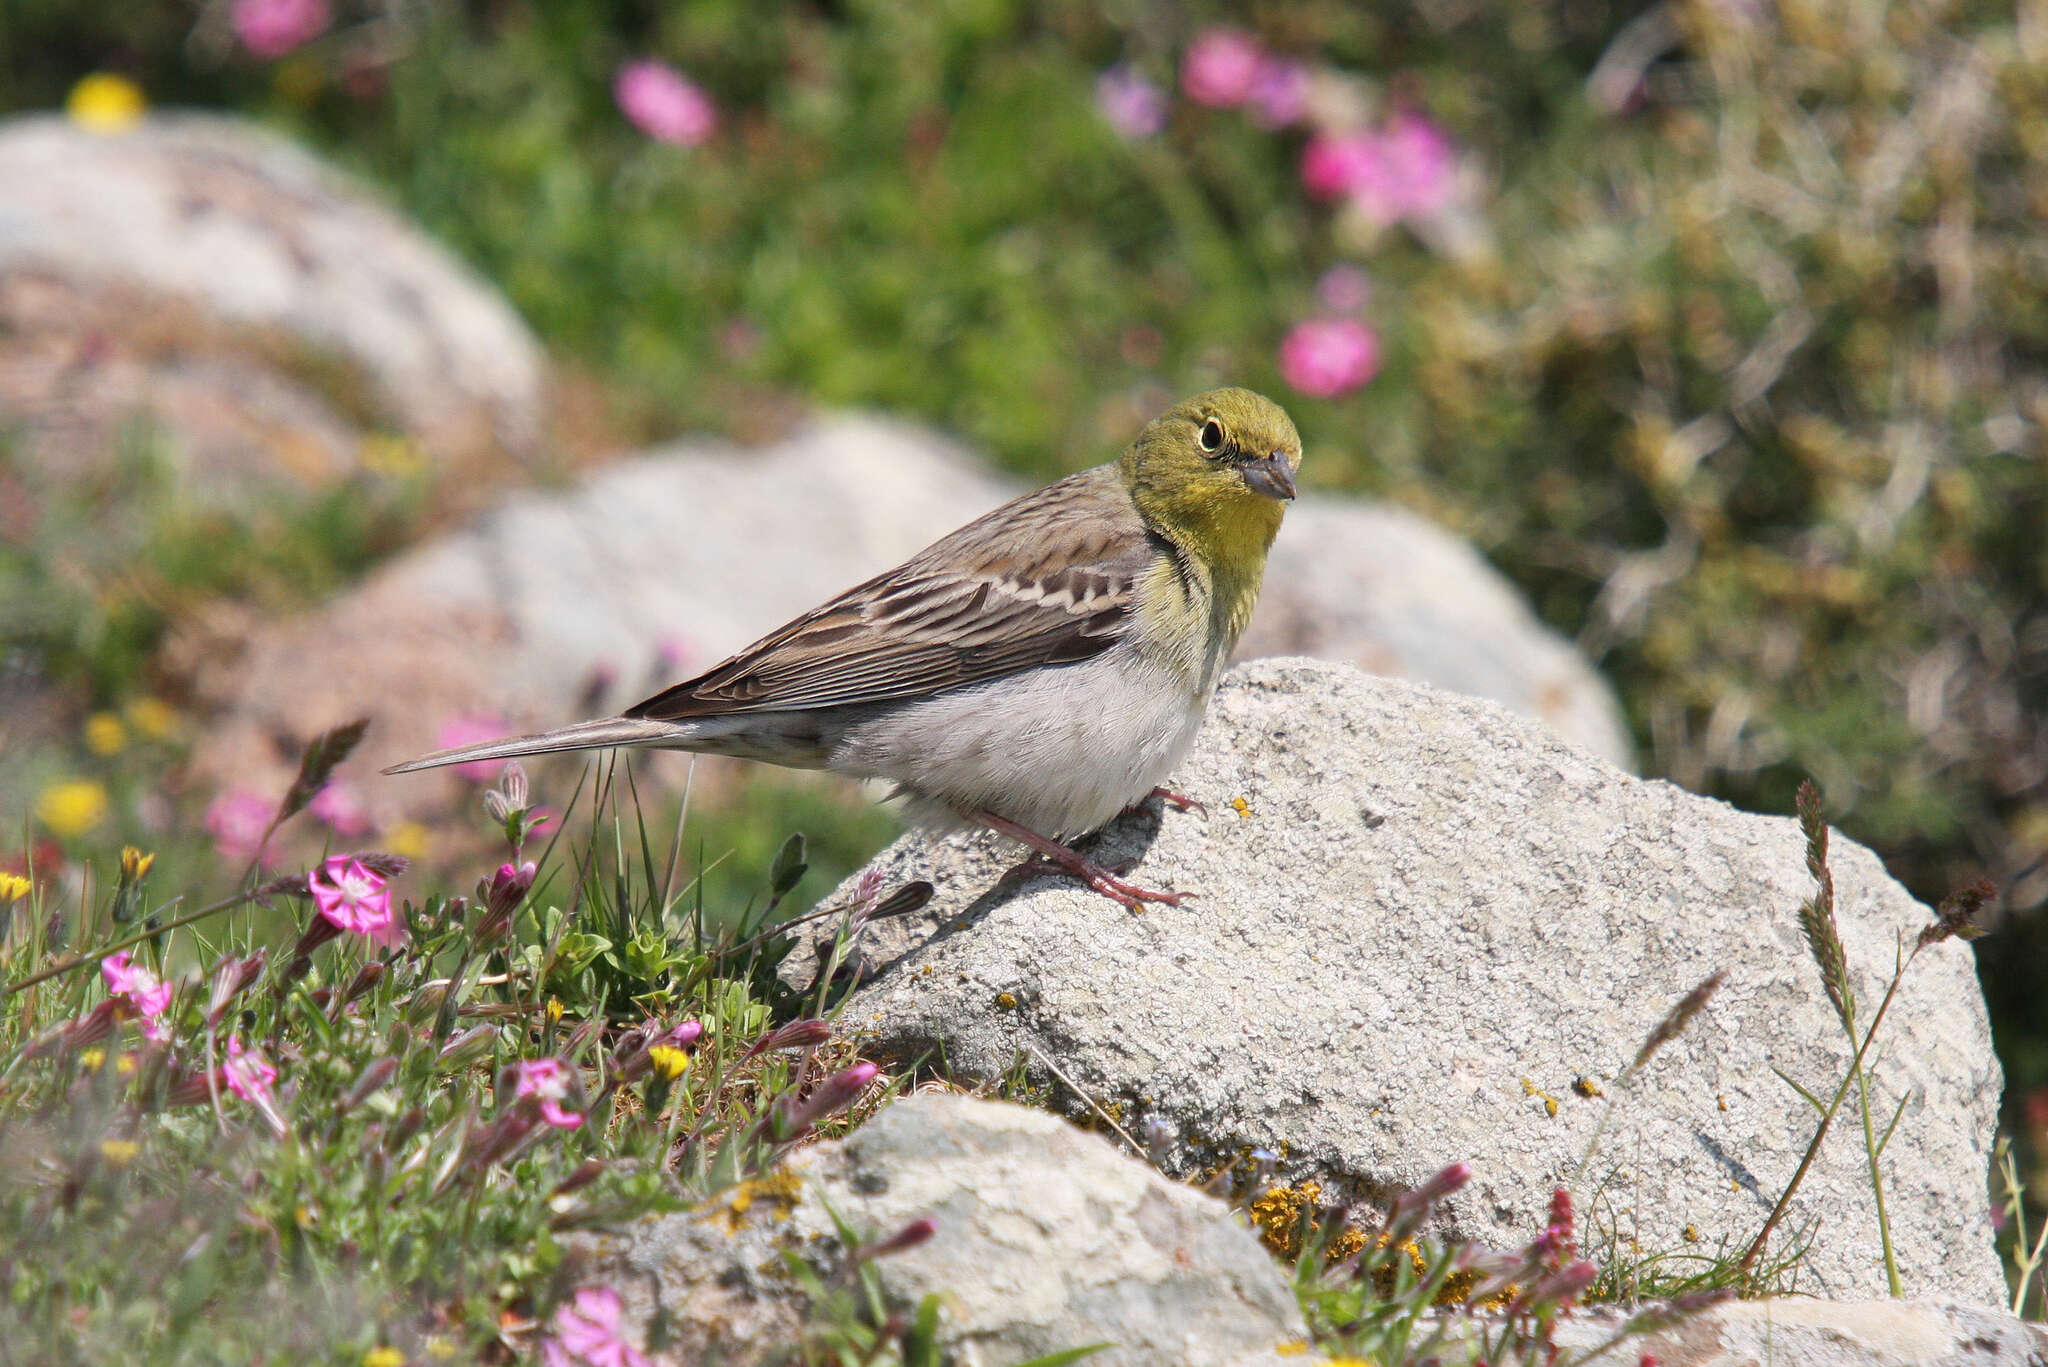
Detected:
[1242,452,1298,501]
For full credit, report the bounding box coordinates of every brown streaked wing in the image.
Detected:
[624,466,1157,721]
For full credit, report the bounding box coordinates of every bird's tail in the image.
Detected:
[381,716,692,776]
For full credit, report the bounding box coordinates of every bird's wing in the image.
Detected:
[626,467,1165,720]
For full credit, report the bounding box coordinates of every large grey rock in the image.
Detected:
[188,415,1629,821]
[568,1092,1307,1367]
[0,112,543,458]
[1553,1298,2047,1366]
[807,658,2004,1304]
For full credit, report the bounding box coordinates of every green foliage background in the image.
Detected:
[5,0,2047,1138]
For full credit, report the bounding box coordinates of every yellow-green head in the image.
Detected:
[1119,386,1302,575]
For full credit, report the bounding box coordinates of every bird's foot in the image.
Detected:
[1149,786,1207,817]
[973,810,1192,913]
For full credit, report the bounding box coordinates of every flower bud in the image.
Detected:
[771,1062,880,1141]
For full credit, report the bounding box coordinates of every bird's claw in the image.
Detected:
[1149,786,1208,817]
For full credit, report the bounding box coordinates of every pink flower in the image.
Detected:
[102,950,173,1040]
[1180,29,1265,108]
[1246,58,1310,129]
[1315,264,1372,314]
[513,1057,585,1130]
[1278,318,1382,399]
[309,855,403,951]
[613,60,717,147]
[223,1035,277,1104]
[1094,65,1166,140]
[205,788,276,866]
[1299,131,1390,202]
[1378,111,1457,219]
[542,1286,649,1367]
[308,781,373,837]
[231,0,330,59]
[437,713,509,783]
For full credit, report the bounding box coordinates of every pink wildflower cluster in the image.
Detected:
[101,950,173,1041]
[614,60,717,147]
[1180,28,1308,129]
[231,0,330,59]
[543,1286,649,1367]
[1299,111,1458,224]
[513,1057,585,1130]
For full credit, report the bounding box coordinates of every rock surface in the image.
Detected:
[567,1091,1307,1367]
[187,415,1631,821]
[801,658,2003,1304]
[0,112,544,459]
[1554,1298,2047,1366]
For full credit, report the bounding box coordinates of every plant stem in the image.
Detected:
[1739,948,1917,1273]
[5,888,258,997]
[1854,1044,1902,1296]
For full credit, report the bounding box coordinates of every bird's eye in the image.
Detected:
[1198,418,1225,454]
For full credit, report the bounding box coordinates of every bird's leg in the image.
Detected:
[970,810,1191,912]
[1148,786,1207,817]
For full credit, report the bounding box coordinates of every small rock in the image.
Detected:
[803,659,2004,1304]
[567,1092,1308,1367]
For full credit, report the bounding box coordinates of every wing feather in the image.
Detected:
[626,466,1159,721]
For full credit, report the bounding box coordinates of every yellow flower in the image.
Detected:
[124,697,180,740]
[79,1047,106,1072]
[116,1053,138,1076]
[66,73,146,135]
[384,821,430,859]
[120,846,155,880]
[545,997,564,1025]
[98,1139,140,1166]
[362,1348,406,1367]
[37,779,109,839]
[359,433,428,479]
[648,1045,690,1080]
[0,873,31,903]
[84,712,128,756]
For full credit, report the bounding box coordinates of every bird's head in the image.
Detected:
[1120,387,1302,567]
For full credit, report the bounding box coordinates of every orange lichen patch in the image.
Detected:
[1521,1077,1559,1117]
[1250,1181,1323,1258]
[1363,1233,1492,1306]
[1572,1076,1604,1098]
[1230,796,1253,818]
[718,1167,805,1230]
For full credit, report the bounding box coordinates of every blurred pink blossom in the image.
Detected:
[1180,29,1265,108]
[1278,318,1382,399]
[309,855,402,951]
[1302,113,1459,225]
[613,60,717,147]
[513,1057,585,1130]
[205,788,276,866]
[1377,111,1457,219]
[437,713,509,783]
[101,950,172,1040]
[308,781,373,837]
[1094,65,1166,140]
[1315,264,1372,314]
[1300,131,1389,202]
[1246,59,1309,129]
[224,1036,277,1104]
[542,1286,650,1367]
[232,0,330,59]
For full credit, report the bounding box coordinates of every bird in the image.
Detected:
[385,387,1302,909]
